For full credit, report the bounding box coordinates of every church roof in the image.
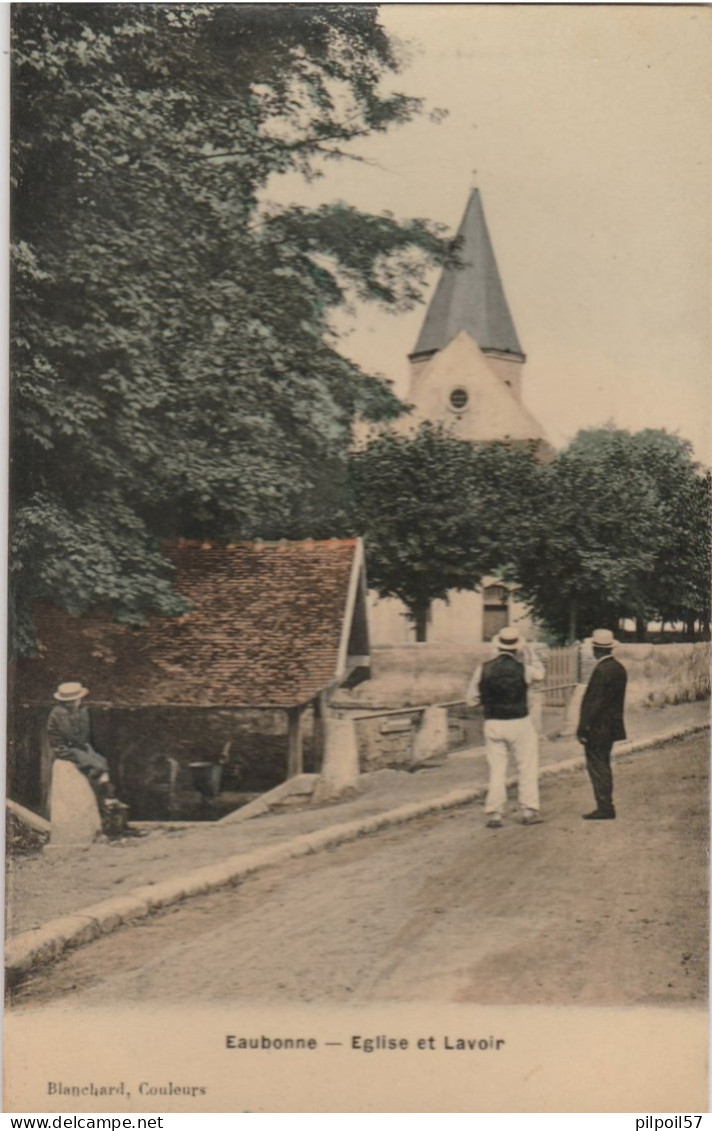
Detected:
[14,539,369,709]
[412,189,524,360]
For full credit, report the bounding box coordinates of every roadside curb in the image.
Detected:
[6,721,708,987]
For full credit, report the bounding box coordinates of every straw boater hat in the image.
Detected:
[53,681,89,702]
[494,627,521,653]
[591,629,616,650]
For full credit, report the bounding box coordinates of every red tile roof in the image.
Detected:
[13,539,363,708]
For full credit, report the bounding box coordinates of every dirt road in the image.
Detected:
[10,733,708,1010]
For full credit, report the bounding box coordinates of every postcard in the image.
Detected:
[6,3,709,1115]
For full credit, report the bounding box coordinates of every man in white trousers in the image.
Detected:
[466,627,544,828]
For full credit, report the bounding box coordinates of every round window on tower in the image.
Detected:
[449,387,469,412]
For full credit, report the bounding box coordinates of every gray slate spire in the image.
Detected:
[411,189,524,360]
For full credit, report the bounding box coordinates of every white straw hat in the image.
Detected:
[494,627,521,652]
[591,629,616,650]
[53,681,89,702]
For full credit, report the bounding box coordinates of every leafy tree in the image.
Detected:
[512,427,710,642]
[350,423,542,640]
[624,432,711,638]
[11,4,453,654]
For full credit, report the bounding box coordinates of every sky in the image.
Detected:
[271,4,711,463]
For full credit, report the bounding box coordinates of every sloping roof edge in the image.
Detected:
[335,537,368,683]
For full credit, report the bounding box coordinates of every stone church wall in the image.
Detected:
[368,589,535,647]
[482,352,523,399]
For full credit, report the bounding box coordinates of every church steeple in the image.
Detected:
[411,189,524,364]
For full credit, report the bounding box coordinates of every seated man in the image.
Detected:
[47,681,119,813]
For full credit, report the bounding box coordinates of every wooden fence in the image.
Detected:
[540,645,579,706]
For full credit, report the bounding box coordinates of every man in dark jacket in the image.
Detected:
[577,629,627,820]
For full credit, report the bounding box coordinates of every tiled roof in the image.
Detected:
[14,540,362,708]
[412,189,524,360]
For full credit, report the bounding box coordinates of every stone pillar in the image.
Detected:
[312,709,360,803]
[411,706,449,766]
[49,760,102,847]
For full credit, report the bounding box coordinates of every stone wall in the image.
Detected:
[355,713,417,771]
[350,705,483,773]
[616,642,710,708]
[334,643,492,708]
[336,641,710,714]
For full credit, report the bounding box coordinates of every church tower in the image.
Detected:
[406,189,550,453]
[364,189,551,646]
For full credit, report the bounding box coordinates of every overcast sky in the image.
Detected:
[272,4,711,463]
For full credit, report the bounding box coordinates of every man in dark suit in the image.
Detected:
[577,629,627,820]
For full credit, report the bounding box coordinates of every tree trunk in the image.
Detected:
[413,603,429,643]
[567,598,577,644]
[635,616,647,643]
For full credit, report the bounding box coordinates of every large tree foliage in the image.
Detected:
[350,423,542,640]
[11,4,452,654]
[511,427,710,641]
[353,423,709,644]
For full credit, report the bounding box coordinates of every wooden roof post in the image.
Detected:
[313,690,329,771]
[287,705,304,779]
[39,717,53,821]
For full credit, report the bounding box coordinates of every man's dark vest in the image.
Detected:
[479,654,529,720]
